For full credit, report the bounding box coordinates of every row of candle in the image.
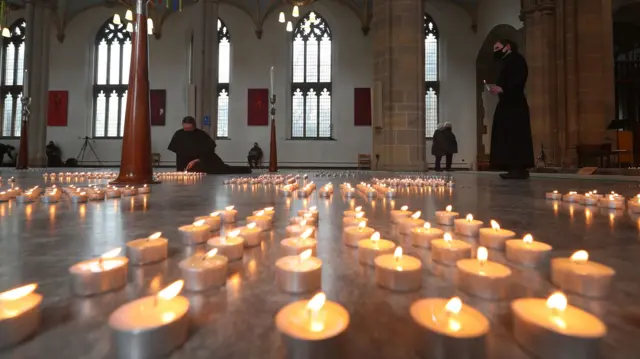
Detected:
[224,174,297,185]
[546,190,640,212]
[371,176,454,189]
[0,184,150,204]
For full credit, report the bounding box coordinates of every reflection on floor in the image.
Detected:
[0,169,639,358]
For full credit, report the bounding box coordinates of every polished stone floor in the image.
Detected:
[1,169,640,359]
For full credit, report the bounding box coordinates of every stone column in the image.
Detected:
[198,0,219,138]
[23,1,51,167]
[371,0,426,171]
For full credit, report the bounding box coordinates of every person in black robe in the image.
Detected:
[488,39,534,179]
[431,122,458,171]
[247,142,263,169]
[167,116,250,174]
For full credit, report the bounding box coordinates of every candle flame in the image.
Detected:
[309,206,316,211]
[0,283,37,301]
[307,292,326,312]
[490,220,500,231]
[445,296,462,315]
[300,220,307,227]
[265,207,274,211]
[157,280,184,301]
[446,205,452,212]
[225,206,235,211]
[303,213,313,220]
[570,250,588,263]
[101,248,122,259]
[546,291,567,312]
[401,205,408,211]
[358,221,366,229]
[210,212,220,217]
[553,190,558,194]
[148,232,162,240]
[355,206,362,212]
[466,214,473,222]
[411,211,422,219]
[299,249,312,261]
[205,248,218,258]
[523,234,533,243]
[444,233,452,243]
[300,228,314,239]
[356,212,364,219]
[569,191,577,195]
[424,222,431,230]
[256,210,265,216]
[247,222,257,229]
[394,247,403,260]
[477,247,488,262]
[79,192,86,196]
[193,219,206,227]
[371,232,380,241]
[228,229,241,238]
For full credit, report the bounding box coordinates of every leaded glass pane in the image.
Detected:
[292,36,305,83]
[2,94,13,136]
[292,89,304,137]
[4,43,15,86]
[305,89,318,137]
[425,35,437,82]
[109,43,121,85]
[13,95,21,137]
[319,89,331,137]
[16,43,24,86]
[426,88,438,136]
[95,91,106,137]
[217,89,229,138]
[120,91,127,136]
[121,40,131,85]
[319,34,331,83]
[305,37,318,83]
[107,92,119,137]
[96,41,108,85]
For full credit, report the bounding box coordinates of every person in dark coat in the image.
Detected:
[247,143,263,169]
[431,122,458,171]
[168,116,250,174]
[45,141,64,167]
[0,144,15,166]
[488,39,534,179]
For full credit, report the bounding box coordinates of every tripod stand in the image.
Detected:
[77,137,102,165]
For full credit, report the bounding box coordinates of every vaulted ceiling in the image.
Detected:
[5,0,477,39]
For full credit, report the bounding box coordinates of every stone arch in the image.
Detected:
[475,24,523,168]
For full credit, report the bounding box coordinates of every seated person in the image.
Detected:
[168,116,250,174]
[45,141,64,167]
[247,142,263,169]
[0,143,15,166]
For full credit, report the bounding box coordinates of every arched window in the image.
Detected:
[217,19,230,138]
[424,14,439,138]
[291,11,332,139]
[1,19,26,137]
[93,18,131,138]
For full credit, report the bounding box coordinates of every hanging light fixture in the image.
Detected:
[286,21,293,32]
[279,12,285,23]
[147,18,154,35]
[1,27,9,38]
[0,0,9,38]
[125,9,133,21]
[126,22,134,32]
[292,5,299,17]
[113,14,122,25]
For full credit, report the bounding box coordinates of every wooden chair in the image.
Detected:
[357,154,371,169]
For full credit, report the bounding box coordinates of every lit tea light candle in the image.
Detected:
[580,192,598,206]
[358,232,396,266]
[246,210,272,231]
[562,191,580,203]
[281,229,317,256]
[69,248,128,296]
[390,205,411,223]
[121,186,137,196]
[179,248,228,291]
[343,211,367,228]
[512,291,606,359]
[240,222,263,247]
[195,212,222,232]
[0,191,9,202]
[70,191,88,203]
[109,280,189,358]
[545,190,562,200]
[342,221,375,248]
[398,211,425,236]
[222,205,237,224]
[343,206,362,218]
[207,229,244,261]
[454,214,484,237]
[286,219,316,238]
[456,247,512,299]
[374,247,422,291]
[290,213,316,226]
[126,232,169,266]
[410,222,443,248]
[435,205,459,226]
[178,219,211,246]
[550,250,615,298]
[598,194,624,209]
[275,292,350,359]
[276,249,322,293]
[505,234,552,267]
[106,187,121,198]
[410,296,489,358]
[431,233,472,266]
[299,206,319,221]
[478,220,515,250]
[629,194,640,213]
[0,283,43,348]
[137,184,151,194]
